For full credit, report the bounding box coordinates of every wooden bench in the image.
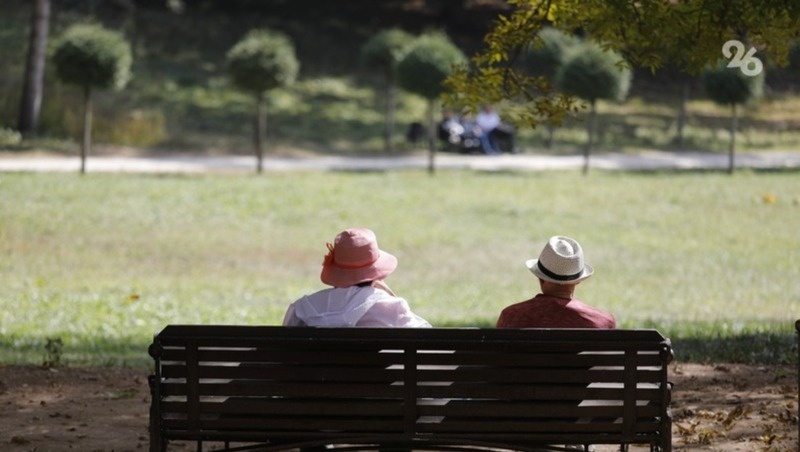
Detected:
[796,320,800,452]
[148,325,673,452]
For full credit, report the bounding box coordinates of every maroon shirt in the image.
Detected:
[496,294,616,329]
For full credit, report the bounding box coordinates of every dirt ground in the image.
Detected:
[0,363,796,452]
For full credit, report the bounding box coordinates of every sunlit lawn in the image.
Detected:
[1,169,798,366]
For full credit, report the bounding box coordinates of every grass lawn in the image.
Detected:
[1,169,798,367]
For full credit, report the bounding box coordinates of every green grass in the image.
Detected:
[1,170,798,367]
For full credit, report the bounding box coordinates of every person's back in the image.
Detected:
[283,228,430,328]
[496,235,615,329]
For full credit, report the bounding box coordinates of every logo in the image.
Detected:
[722,40,763,76]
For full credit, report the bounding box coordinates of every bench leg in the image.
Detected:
[148,375,165,452]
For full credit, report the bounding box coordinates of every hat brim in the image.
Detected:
[321,250,398,287]
[526,259,593,284]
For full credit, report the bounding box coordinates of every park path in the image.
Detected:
[1,149,800,173]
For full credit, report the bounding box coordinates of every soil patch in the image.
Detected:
[0,363,796,451]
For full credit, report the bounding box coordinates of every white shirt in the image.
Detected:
[282,286,431,328]
[475,110,501,132]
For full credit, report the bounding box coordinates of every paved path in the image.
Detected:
[1,150,800,173]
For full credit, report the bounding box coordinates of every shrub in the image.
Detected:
[556,40,631,104]
[52,23,132,173]
[0,127,22,147]
[226,29,299,95]
[396,32,466,173]
[52,24,132,92]
[227,28,299,172]
[360,28,415,152]
[396,32,467,101]
[522,27,582,80]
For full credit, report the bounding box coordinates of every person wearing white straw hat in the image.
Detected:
[283,228,431,328]
[496,235,616,329]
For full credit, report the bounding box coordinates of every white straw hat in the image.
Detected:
[526,236,593,284]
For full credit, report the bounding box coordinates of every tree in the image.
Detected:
[227,29,299,173]
[521,27,579,80]
[52,24,132,174]
[445,0,799,128]
[17,0,51,137]
[360,28,415,153]
[396,32,467,174]
[556,41,631,174]
[520,27,580,147]
[702,60,764,174]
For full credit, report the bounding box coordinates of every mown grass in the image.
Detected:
[1,170,798,367]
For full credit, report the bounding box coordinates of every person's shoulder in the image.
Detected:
[499,299,535,314]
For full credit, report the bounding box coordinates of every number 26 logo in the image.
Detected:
[722,40,763,76]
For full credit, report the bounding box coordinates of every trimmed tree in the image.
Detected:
[702,60,764,174]
[521,27,581,147]
[52,23,132,174]
[396,32,466,174]
[360,28,414,152]
[227,29,299,173]
[556,41,631,174]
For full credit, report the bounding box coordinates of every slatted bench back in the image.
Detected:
[149,325,672,451]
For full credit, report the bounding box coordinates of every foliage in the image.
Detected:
[702,60,765,106]
[555,40,632,104]
[520,26,580,81]
[396,32,467,100]
[0,127,22,146]
[226,28,299,94]
[360,28,414,76]
[52,23,132,91]
[360,28,416,152]
[446,0,800,128]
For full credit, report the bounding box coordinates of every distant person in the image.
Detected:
[475,104,502,154]
[283,228,431,327]
[438,108,465,147]
[496,235,616,329]
[406,121,425,145]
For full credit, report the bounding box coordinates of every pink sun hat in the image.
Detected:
[320,228,398,287]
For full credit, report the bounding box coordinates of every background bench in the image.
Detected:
[148,325,673,451]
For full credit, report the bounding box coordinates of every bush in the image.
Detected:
[226,29,299,94]
[52,24,132,91]
[396,32,467,100]
[360,28,414,75]
[0,127,22,147]
[702,59,764,106]
[522,27,582,80]
[556,40,632,103]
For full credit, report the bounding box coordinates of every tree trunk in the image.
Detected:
[17,0,51,136]
[728,103,737,175]
[255,91,266,173]
[426,99,436,175]
[383,75,396,153]
[583,100,596,175]
[81,86,92,174]
[675,80,690,148]
[546,121,554,149]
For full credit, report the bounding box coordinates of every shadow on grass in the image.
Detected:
[0,335,153,368]
[669,333,797,365]
[2,322,797,367]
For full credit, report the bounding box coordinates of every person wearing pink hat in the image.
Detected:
[496,236,616,329]
[283,228,431,327]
